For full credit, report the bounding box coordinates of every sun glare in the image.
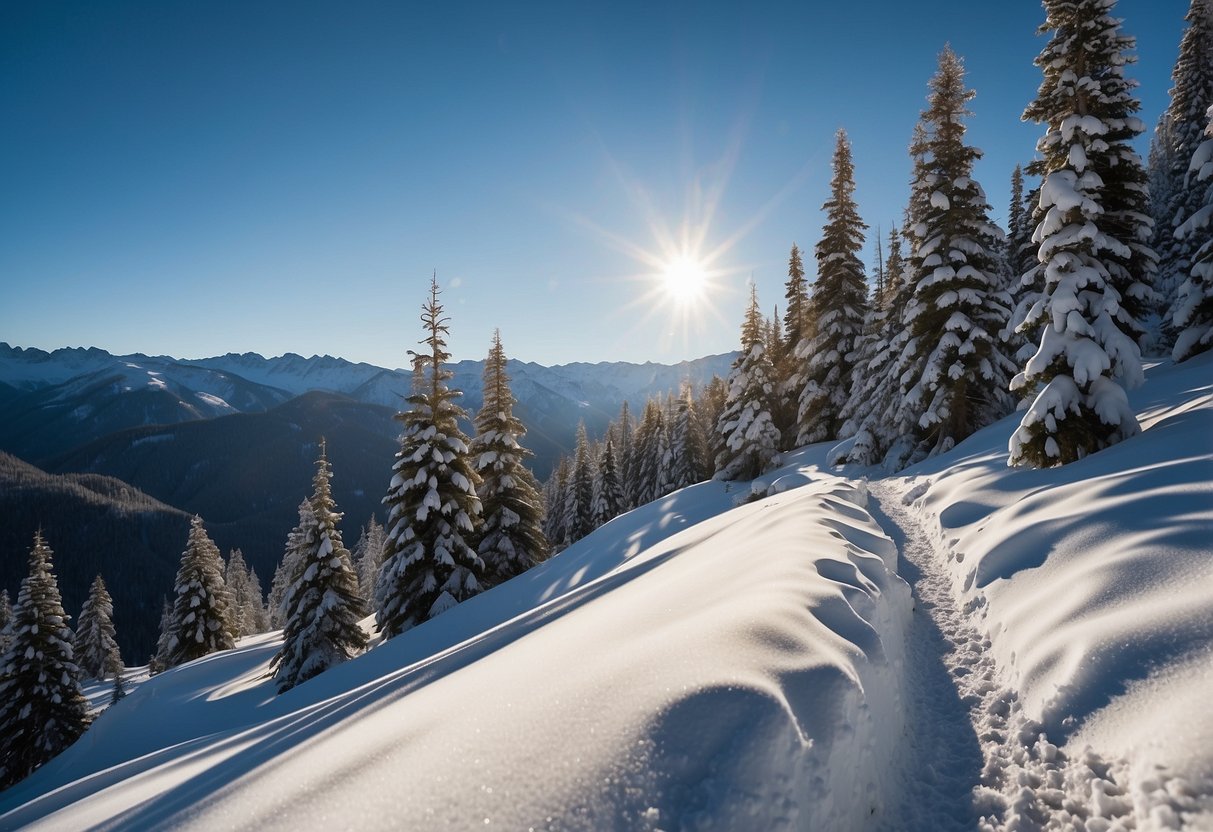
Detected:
[662,256,708,303]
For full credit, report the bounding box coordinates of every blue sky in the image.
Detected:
[0,1,1186,368]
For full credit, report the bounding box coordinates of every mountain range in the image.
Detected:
[0,342,735,660]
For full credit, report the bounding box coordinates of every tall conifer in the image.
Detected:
[378,277,484,638]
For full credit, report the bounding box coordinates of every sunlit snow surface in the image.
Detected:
[0,472,913,830]
[1,354,1210,830]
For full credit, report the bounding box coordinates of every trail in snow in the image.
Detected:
[868,481,1139,832]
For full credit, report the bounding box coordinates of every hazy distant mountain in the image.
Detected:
[0,451,194,662]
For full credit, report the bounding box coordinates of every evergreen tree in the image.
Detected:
[542,457,571,552]
[1012,0,1151,466]
[777,244,811,442]
[715,284,781,480]
[273,440,368,693]
[562,422,595,544]
[351,516,387,606]
[245,567,270,633]
[695,375,729,470]
[838,227,910,466]
[75,575,120,680]
[668,383,703,490]
[1172,104,1213,361]
[109,668,127,706]
[224,549,266,639]
[796,128,869,445]
[1156,1,1213,330]
[0,532,90,788]
[896,46,1016,458]
[149,597,173,674]
[590,437,626,528]
[271,499,317,629]
[631,400,666,506]
[378,277,484,639]
[613,401,636,510]
[472,330,549,585]
[165,516,235,668]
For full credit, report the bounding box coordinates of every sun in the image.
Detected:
[662,256,708,304]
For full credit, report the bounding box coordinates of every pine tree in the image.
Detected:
[472,330,549,585]
[631,400,666,505]
[273,440,368,693]
[614,401,636,509]
[562,422,595,544]
[715,284,782,480]
[895,46,1016,458]
[590,437,626,528]
[378,276,484,639]
[695,375,728,470]
[1172,104,1213,360]
[245,567,270,633]
[109,668,126,706]
[542,457,570,552]
[0,532,90,788]
[149,597,173,674]
[838,227,909,466]
[271,499,317,628]
[1011,0,1151,467]
[1156,1,1213,330]
[165,516,235,667]
[796,129,869,445]
[351,516,387,606]
[668,383,703,490]
[224,549,266,639]
[75,575,120,680]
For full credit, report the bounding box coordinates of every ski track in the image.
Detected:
[866,479,1181,832]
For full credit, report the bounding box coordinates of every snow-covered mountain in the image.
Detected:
[0,343,735,471]
[1,353,1209,829]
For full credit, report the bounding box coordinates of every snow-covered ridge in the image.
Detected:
[0,342,735,412]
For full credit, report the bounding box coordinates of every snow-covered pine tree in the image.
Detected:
[273,439,368,693]
[270,499,317,628]
[472,330,549,586]
[775,244,810,442]
[796,128,869,446]
[562,422,595,545]
[1156,1,1213,333]
[165,516,235,668]
[351,516,387,605]
[149,597,173,674]
[695,375,728,469]
[1011,0,1152,467]
[542,457,570,553]
[590,437,626,528]
[75,575,120,680]
[631,399,664,506]
[110,667,126,705]
[613,401,636,510]
[0,532,90,788]
[838,226,910,466]
[668,383,703,490]
[715,283,782,480]
[245,567,270,633]
[895,46,1016,458]
[378,276,484,639]
[1172,104,1213,360]
[224,549,264,638]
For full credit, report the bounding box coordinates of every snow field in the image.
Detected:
[885,353,1213,829]
[1,474,915,830]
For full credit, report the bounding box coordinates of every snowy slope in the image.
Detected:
[0,474,914,831]
[871,353,1213,826]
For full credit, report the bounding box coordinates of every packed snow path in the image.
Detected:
[869,480,1156,832]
